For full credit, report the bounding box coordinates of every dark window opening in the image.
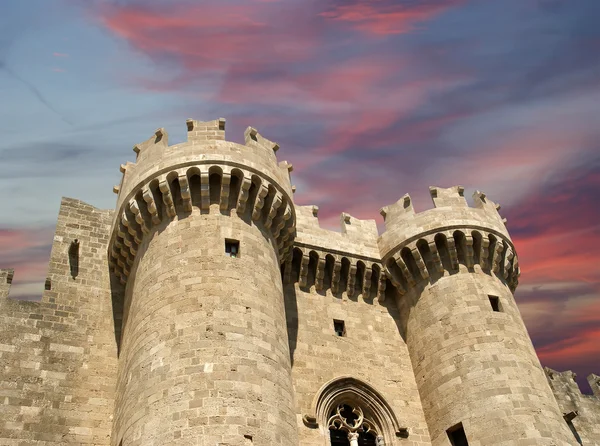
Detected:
[225,239,239,258]
[334,319,346,337]
[447,423,469,446]
[68,239,80,279]
[488,295,501,312]
[564,413,582,445]
[329,405,377,446]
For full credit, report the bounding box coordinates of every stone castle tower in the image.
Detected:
[1,119,598,446]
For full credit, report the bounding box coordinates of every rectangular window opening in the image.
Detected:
[225,239,240,258]
[447,423,469,446]
[488,295,501,312]
[333,319,346,337]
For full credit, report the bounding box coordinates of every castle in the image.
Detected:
[1,118,599,446]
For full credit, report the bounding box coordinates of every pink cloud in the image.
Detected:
[96,2,320,81]
[538,332,600,366]
[320,0,466,35]
[52,52,69,57]
[513,229,600,284]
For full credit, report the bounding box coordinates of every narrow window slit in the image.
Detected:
[333,320,346,337]
[488,295,501,312]
[225,239,239,258]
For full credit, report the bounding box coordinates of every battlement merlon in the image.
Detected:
[588,373,600,398]
[187,118,226,142]
[0,268,14,298]
[378,186,519,291]
[133,127,169,158]
[0,268,14,284]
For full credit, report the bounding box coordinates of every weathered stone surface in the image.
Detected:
[0,198,118,446]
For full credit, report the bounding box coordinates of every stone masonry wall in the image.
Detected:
[0,197,118,445]
[285,274,431,445]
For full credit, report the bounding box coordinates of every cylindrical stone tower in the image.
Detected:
[108,120,298,445]
[378,186,575,445]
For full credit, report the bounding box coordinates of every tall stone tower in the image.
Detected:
[108,119,298,445]
[378,186,576,445]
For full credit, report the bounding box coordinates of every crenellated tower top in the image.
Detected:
[108,119,297,284]
[378,185,519,294]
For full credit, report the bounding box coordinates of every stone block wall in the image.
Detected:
[111,205,298,446]
[285,280,432,445]
[0,198,118,445]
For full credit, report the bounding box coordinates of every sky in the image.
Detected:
[0,0,599,392]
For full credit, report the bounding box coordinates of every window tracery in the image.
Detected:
[328,404,380,445]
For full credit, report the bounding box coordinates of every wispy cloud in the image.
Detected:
[320,0,466,35]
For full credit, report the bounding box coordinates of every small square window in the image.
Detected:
[333,320,346,337]
[488,295,501,312]
[225,239,239,258]
[447,423,469,446]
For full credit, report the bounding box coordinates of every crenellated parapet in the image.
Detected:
[294,205,380,258]
[109,119,296,284]
[378,186,520,293]
[545,367,600,400]
[286,205,388,300]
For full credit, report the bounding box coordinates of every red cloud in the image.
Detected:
[505,161,600,285]
[538,326,600,365]
[97,2,320,82]
[320,0,466,35]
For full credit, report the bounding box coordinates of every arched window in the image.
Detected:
[304,376,406,446]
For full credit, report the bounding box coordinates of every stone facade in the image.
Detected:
[0,119,598,445]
